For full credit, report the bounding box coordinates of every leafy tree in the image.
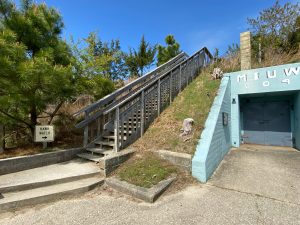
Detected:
[157,35,180,66]
[125,35,156,77]
[287,16,300,52]
[248,0,300,54]
[0,0,76,139]
[71,32,115,99]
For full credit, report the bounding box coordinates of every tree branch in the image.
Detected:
[48,101,64,124]
[0,109,32,128]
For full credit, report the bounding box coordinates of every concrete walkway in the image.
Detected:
[209,144,300,205]
[0,159,100,191]
[0,145,299,224]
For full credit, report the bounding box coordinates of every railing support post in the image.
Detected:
[179,65,182,91]
[114,107,120,152]
[83,111,89,147]
[157,79,161,115]
[141,91,145,136]
[169,71,173,104]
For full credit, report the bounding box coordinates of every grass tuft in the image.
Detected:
[118,153,176,188]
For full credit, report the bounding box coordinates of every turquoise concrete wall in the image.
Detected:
[294,92,300,150]
[192,77,231,182]
[228,63,300,147]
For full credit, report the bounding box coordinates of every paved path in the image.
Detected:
[0,159,100,189]
[0,145,299,225]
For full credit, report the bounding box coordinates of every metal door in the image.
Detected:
[242,101,292,147]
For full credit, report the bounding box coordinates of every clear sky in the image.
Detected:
[16,0,295,56]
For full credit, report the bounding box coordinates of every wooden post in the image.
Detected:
[140,91,145,136]
[157,79,161,115]
[83,111,89,147]
[240,31,251,70]
[114,107,120,152]
[179,64,182,91]
[169,71,173,104]
[0,125,4,153]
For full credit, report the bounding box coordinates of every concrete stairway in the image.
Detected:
[0,159,104,212]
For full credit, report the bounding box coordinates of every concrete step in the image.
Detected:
[77,153,104,162]
[0,177,104,213]
[0,159,101,193]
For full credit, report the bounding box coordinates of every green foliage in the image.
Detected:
[225,43,240,57]
[79,32,128,81]
[0,0,75,138]
[157,35,180,66]
[125,35,156,77]
[71,32,116,99]
[248,0,300,58]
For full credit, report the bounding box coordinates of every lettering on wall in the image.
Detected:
[236,66,300,88]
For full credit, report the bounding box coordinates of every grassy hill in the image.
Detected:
[132,69,221,154]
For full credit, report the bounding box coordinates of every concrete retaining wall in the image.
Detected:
[155,150,191,171]
[99,149,135,176]
[0,148,84,175]
[192,77,232,182]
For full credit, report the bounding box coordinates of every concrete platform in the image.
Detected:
[0,177,104,212]
[0,159,103,212]
[0,159,101,193]
[208,144,300,205]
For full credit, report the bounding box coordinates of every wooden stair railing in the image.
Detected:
[75,47,212,162]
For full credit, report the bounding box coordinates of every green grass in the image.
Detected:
[118,154,176,188]
[132,70,220,154]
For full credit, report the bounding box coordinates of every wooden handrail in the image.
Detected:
[73,52,188,117]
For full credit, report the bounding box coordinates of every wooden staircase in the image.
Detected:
[74,48,212,162]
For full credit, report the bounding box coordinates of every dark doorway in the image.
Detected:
[241,100,292,147]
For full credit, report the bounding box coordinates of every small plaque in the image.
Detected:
[34,125,54,142]
[222,112,228,126]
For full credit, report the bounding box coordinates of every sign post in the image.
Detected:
[34,125,54,149]
[0,125,4,153]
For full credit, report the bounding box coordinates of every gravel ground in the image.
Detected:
[0,184,299,225]
[1,145,300,225]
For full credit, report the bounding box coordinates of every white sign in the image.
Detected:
[236,66,300,88]
[35,125,54,142]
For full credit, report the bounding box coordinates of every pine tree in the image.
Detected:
[157,35,180,66]
[0,0,75,139]
[126,35,156,77]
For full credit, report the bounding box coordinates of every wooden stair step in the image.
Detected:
[94,141,115,147]
[102,135,115,140]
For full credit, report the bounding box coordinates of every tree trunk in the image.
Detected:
[30,106,38,140]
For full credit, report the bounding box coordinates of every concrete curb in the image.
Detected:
[106,176,176,203]
[0,147,84,175]
[99,149,135,176]
[155,150,192,171]
[0,178,104,213]
[0,172,100,193]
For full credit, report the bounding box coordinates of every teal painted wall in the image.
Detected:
[228,63,300,147]
[192,63,300,183]
[294,92,300,150]
[192,77,231,182]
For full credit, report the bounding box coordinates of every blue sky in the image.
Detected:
[17,0,295,56]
